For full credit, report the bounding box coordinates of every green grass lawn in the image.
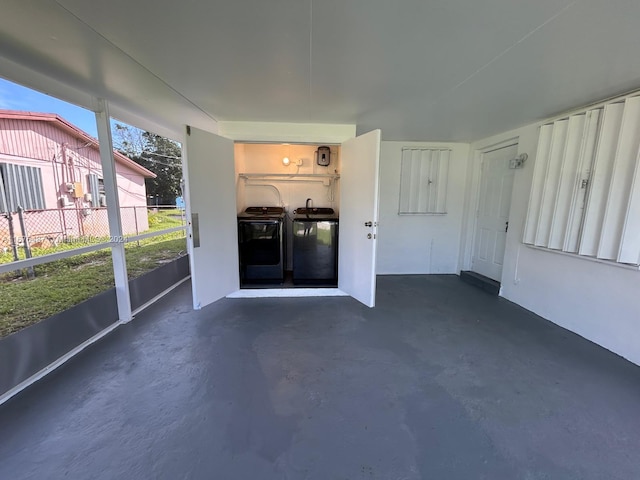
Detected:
[147,208,185,231]
[0,209,187,338]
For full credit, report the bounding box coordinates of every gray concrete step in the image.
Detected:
[460,270,500,295]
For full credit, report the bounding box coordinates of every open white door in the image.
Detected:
[183,126,239,309]
[338,129,381,307]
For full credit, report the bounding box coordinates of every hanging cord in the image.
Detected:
[326,178,336,204]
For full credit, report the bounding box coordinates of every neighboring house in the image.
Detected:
[0,110,155,246]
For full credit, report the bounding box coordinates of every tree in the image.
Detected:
[113,123,183,206]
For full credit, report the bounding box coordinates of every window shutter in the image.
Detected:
[524,95,640,265]
[579,103,625,256]
[597,97,640,261]
[399,148,450,214]
[0,163,46,212]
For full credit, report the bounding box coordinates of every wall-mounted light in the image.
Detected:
[282,143,292,166]
[509,153,528,169]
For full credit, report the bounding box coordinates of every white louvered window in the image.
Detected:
[399,148,450,215]
[0,163,46,213]
[523,96,640,266]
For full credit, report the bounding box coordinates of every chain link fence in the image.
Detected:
[1,205,188,337]
[0,205,185,263]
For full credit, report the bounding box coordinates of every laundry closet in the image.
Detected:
[184,125,380,310]
[234,143,341,288]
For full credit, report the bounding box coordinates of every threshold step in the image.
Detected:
[460,271,500,295]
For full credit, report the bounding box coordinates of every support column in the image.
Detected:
[95,99,132,323]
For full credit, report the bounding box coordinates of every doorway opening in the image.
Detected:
[234,143,341,290]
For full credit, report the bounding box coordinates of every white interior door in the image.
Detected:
[338,129,381,307]
[472,144,518,282]
[183,126,239,309]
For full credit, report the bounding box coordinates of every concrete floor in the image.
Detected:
[1,275,639,480]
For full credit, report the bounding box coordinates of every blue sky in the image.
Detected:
[0,77,102,138]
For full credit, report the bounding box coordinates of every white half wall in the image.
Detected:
[464,124,640,366]
[377,141,470,274]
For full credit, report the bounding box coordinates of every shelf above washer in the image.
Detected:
[239,173,339,179]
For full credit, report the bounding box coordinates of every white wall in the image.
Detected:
[235,143,341,213]
[463,125,640,366]
[377,141,470,274]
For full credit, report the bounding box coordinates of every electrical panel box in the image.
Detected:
[72,182,84,198]
[316,146,331,166]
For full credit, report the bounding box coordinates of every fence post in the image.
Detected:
[17,206,35,279]
[77,206,84,237]
[3,213,21,276]
[133,206,140,246]
[60,207,68,243]
[4,213,19,263]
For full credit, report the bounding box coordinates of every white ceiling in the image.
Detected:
[1,0,640,141]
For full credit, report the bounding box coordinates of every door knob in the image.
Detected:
[364,221,373,227]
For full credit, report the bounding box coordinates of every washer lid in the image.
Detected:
[244,206,285,215]
[294,207,338,221]
[295,207,334,215]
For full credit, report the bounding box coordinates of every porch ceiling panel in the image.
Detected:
[1,0,640,141]
[0,0,218,138]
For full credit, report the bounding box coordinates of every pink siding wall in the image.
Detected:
[0,117,148,207]
[0,117,150,239]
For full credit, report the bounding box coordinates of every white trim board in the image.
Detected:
[227,288,349,298]
[131,276,191,316]
[218,121,356,144]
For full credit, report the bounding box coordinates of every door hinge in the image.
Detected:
[581,178,589,189]
[186,125,191,136]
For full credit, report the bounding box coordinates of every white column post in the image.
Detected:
[94,99,132,323]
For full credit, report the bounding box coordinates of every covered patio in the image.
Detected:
[1,275,638,480]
